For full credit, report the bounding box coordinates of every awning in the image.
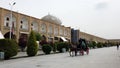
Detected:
[57,36,68,42]
[20,31,29,34]
[60,37,68,42]
[0,31,4,39]
[48,36,54,38]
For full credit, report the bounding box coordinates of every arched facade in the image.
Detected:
[31,21,39,31]
[48,24,53,34]
[20,17,29,31]
[54,26,59,36]
[0,7,71,43]
[4,13,16,28]
[40,23,47,33]
[3,13,17,40]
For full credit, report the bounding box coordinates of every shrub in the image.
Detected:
[56,42,69,53]
[0,39,18,59]
[97,42,103,48]
[88,42,93,48]
[56,42,63,52]
[88,41,97,49]
[53,44,57,53]
[49,42,56,53]
[42,44,52,54]
[63,42,70,51]
[27,31,38,56]
[92,41,97,48]
[53,42,58,53]
[102,43,107,47]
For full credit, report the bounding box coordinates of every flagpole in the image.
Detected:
[9,2,16,39]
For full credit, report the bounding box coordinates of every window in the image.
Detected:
[54,37,58,40]
[54,27,58,35]
[6,22,9,27]
[48,25,53,34]
[20,25,22,29]
[5,17,10,27]
[21,21,23,24]
[41,23,47,33]
[42,27,44,30]
[60,28,63,35]
[31,23,33,26]
[6,17,9,21]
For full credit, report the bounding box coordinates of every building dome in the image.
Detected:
[41,14,62,25]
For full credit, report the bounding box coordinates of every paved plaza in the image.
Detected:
[0,46,120,68]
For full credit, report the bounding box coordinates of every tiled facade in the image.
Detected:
[0,7,71,42]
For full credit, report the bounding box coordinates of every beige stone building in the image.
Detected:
[79,31,107,43]
[71,29,107,43]
[0,7,119,44]
[108,39,120,43]
[0,7,71,43]
[79,31,120,44]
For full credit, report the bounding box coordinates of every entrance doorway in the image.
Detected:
[18,33,28,52]
[4,31,16,39]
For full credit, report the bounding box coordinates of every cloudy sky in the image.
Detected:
[0,0,120,39]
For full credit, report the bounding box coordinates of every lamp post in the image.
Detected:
[9,2,16,39]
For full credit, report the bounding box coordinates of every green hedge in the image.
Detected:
[97,42,103,48]
[56,42,69,53]
[42,44,52,54]
[49,42,57,53]
[0,39,18,59]
[88,41,97,49]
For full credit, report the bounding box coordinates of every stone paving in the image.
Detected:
[0,46,120,68]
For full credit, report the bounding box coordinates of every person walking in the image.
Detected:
[117,44,119,50]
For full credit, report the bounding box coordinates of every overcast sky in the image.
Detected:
[0,0,120,39]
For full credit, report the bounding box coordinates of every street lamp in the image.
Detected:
[9,2,16,39]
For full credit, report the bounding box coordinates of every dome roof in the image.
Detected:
[41,14,62,25]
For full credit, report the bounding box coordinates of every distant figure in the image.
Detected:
[117,44,119,50]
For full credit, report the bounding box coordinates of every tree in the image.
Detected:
[35,32,42,41]
[27,31,38,56]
